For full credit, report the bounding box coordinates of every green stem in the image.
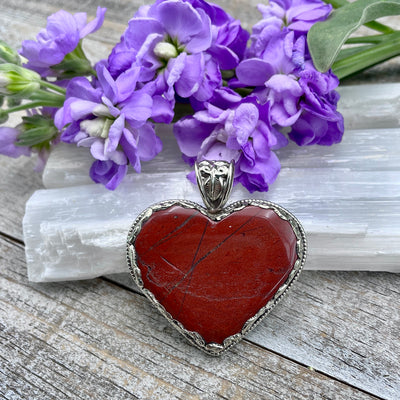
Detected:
[40,80,66,95]
[346,31,400,45]
[4,101,48,114]
[324,0,395,34]
[333,36,400,79]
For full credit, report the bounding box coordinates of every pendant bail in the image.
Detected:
[195,160,235,213]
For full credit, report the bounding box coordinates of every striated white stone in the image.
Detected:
[337,83,400,130]
[24,128,400,281]
[23,169,400,281]
[23,84,400,281]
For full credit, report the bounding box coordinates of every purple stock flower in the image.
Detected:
[0,127,31,158]
[108,0,248,106]
[112,0,217,102]
[236,0,343,147]
[20,7,106,76]
[237,29,305,126]
[257,0,332,34]
[89,160,128,190]
[0,124,53,172]
[55,62,162,189]
[174,88,288,192]
[290,62,344,145]
[192,0,250,70]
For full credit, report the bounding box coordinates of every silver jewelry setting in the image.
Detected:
[195,160,234,213]
[127,160,307,356]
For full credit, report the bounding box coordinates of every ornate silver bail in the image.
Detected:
[195,160,234,213]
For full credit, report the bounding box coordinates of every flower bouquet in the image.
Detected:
[1,0,400,281]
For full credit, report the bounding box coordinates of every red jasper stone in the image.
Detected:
[135,205,298,345]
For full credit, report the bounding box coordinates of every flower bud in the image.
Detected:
[154,41,178,61]
[0,63,40,97]
[0,40,21,65]
[17,114,58,147]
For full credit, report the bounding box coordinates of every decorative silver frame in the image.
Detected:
[127,199,307,356]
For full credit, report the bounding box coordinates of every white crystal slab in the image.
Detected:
[23,84,400,281]
[337,82,400,130]
[23,171,400,282]
[24,127,400,281]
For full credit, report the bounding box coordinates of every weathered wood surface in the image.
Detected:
[1,0,400,399]
[1,234,387,400]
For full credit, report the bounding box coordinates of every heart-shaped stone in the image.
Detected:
[127,199,306,355]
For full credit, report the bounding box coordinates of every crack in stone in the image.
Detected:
[188,211,261,271]
[144,213,197,255]
[174,219,209,318]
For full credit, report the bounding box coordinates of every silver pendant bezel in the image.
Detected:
[127,198,307,356]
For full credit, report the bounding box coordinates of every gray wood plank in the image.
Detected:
[104,268,400,400]
[0,235,379,400]
[0,157,42,241]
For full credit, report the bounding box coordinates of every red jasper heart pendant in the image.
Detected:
[127,161,306,355]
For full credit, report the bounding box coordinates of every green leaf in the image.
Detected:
[308,0,400,72]
[325,0,395,32]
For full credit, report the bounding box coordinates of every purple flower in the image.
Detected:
[0,125,53,172]
[108,0,248,105]
[33,146,52,172]
[237,30,305,126]
[172,0,250,69]
[289,110,344,146]
[290,62,344,145]
[115,0,217,102]
[194,0,250,70]
[20,7,106,77]
[174,88,288,192]
[0,127,31,158]
[90,160,128,190]
[235,0,343,147]
[55,62,162,189]
[257,0,332,34]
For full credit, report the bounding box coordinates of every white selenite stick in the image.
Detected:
[23,84,400,281]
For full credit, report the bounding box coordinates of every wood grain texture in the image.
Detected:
[0,0,400,398]
[0,157,42,241]
[0,235,382,400]
[105,268,400,400]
